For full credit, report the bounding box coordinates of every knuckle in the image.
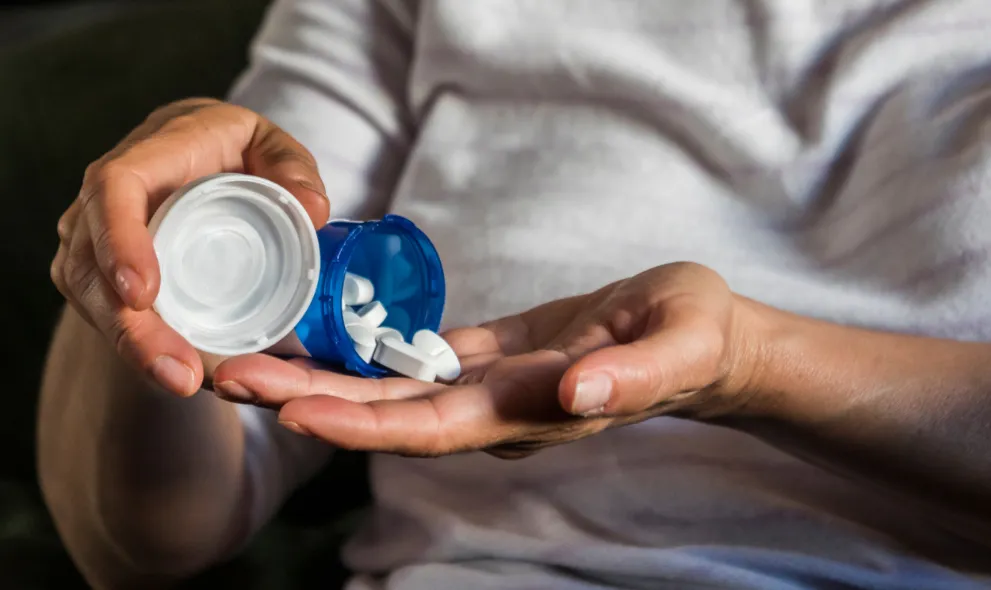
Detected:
[424,431,449,458]
[160,113,203,134]
[78,163,123,212]
[671,261,728,290]
[261,142,316,170]
[109,313,145,362]
[691,317,727,362]
[63,256,99,298]
[424,400,451,457]
[50,258,66,293]
[604,305,648,343]
[152,98,219,122]
[89,225,117,268]
[79,166,106,206]
[172,97,221,110]
[666,261,709,277]
[56,215,73,241]
[255,128,317,169]
[93,160,128,190]
[222,103,257,123]
[667,261,703,272]
[82,160,104,184]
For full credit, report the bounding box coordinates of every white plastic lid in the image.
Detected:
[149,173,320,356]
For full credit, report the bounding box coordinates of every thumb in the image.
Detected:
[558,315,727,417]
[245,120,330,228]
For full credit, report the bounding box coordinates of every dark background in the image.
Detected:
[0,1,368,587]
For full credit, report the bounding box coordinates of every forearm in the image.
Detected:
[730,297,991,539]
[38,308,248,588]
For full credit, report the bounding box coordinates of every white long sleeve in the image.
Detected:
[229,0,416,220]
[222,1,991,588]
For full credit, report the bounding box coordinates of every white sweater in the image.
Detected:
[229,1,991,587]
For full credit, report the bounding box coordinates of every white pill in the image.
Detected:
[343,309,361,326]
[356,301,388,328]
[373,337,438,382]
[374,327,404,343]
[346,322,376,363]
[412,330,461,381]
[342,272,375,307]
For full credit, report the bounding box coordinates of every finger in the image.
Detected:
[84,103,327,312]
[456,351,505,376]
[212,354,439,407]
[278,350,573,456]
[57,200,81,244]
[446,292,598,360]
[51,245,70,301]
[81,164,160,310]
[442,315,535,358]
[559,310,726,417]
[63,221,201,395]
[245,120,330,228]
[51,245,95,327]
[199,351,230,389]
[440,326,505,358]
[81,103,247,311]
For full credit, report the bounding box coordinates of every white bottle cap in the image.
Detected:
[149,173,320,356]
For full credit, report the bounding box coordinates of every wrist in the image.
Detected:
[719,297,880,424]
[717,295,801,419]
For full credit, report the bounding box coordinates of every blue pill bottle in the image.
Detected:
[148,173,445,377]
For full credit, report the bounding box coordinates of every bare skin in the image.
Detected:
[39,308,245,587]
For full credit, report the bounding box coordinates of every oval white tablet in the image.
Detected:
[346,322,376,363]
[343,310,362,326]
[372,337,438,382]
[412,330,461,381]
[374,327,404,343]
[355,301,388,328]
[342,272,374,307]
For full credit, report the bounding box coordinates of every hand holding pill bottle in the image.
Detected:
[49,99,331,395]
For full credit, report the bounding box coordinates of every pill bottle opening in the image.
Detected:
[304,215,446,377]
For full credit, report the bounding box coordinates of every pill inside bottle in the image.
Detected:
[149,173,447,379]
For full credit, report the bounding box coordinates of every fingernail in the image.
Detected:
[215,381,255,404]
[572,373,613,416]
[279,421,311,437]
[151,356,196,396]
[116,266,146,306]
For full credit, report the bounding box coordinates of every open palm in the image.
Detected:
[212,263,753,457]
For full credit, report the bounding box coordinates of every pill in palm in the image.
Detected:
[355,301,387,328]
[342,272,374,306]
[372,337,438,382]
[412,330,461,381]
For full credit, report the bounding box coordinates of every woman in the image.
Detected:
[40,0,991,588]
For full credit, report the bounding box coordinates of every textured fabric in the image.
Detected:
[230,1,991,587]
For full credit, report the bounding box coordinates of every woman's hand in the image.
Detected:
[50,98,330,395]
[214,262,767,458]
